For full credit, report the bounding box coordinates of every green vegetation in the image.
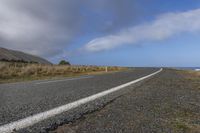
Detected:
[174,120,190,131]
[59,60,70,65]
[0,62,128,84]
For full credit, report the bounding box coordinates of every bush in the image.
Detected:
[0,62,127,83]
[59,60,70,65]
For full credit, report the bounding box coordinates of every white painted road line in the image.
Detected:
[0,68,162,133]
[35,76,93,85]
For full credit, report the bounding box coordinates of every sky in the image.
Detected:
[0,0,200,67]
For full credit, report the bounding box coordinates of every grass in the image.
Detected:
[177,70,200,91]
[174,120,190,131]
[171,70,200,132]
[171,109,199,133]
[0,62,128,84]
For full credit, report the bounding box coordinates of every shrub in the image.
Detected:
[59,60,70,65]
[0,62,127,83]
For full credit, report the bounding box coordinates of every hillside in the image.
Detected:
[0,47,51,64]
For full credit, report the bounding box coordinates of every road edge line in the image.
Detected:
[0,68,162,133]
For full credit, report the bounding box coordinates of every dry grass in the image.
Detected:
[176,70,200,91]
[184,70,200,76]
[0,62,128,84]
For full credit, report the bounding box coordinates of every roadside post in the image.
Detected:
[105,66,108,72]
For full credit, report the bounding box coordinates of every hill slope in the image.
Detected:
[0,47,52,64]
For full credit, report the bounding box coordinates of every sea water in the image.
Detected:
[175,67,200,71]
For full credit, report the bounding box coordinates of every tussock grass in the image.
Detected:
[0,62,128,83]
[177,70,200,90]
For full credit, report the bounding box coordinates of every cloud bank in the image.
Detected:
[0,0,139,59]
[0,0,84,58]
[84,8,200,52]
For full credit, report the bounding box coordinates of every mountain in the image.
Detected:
[0,47,52,64]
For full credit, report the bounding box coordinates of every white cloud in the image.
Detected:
[0,0,139,59]
[0,0,145,60]
[84,8,200,52]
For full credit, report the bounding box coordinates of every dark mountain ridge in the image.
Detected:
[0,47,52,64]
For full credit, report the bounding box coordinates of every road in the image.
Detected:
[51,69,200,133]
[0,68,160,132]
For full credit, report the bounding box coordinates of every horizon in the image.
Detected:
[1,0,200,67]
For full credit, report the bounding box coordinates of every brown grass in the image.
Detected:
[0,62,128,84]
[176,70,200,91]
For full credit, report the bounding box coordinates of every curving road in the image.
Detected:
[0,68,160,132]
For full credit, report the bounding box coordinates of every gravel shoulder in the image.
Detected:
[51,69,200,133]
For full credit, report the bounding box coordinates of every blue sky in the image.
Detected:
[1,0,200,67]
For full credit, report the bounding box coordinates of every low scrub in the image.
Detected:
[0,62,127,83]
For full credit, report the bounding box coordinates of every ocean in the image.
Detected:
[175,67,200,71]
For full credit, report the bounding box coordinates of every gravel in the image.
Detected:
[51,69,200,133]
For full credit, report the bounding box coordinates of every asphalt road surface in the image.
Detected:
[0,68,159,132]
[52,69,200,133]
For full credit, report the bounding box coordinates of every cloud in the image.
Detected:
[0,0,83,58]
[84,8,200,52]
[0,0,140,59]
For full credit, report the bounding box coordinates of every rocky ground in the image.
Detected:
[51,69,200,133]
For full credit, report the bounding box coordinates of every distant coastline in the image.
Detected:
[175,67,200,71]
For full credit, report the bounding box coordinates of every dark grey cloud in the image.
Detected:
[0,0,140,60]
[0,0,83,57]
